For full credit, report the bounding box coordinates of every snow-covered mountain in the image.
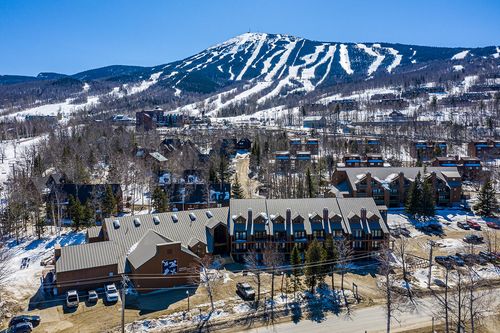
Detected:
[136,33,499,95]
[1,33,498,117]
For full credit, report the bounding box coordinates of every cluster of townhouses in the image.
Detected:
[53,197,388,293]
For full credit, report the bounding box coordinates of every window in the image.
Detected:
[234,216,246,224]
[313,230,325,239]
[353,229,363,238]
[372,230,382,238]
[235,231,247,240]
[353,241,363,249]
[235,243,247,251]
[275,231,286,240]
[372,241,381,249]
[255,242,265,250]
[294,231,306,239]
[254,231,267,240]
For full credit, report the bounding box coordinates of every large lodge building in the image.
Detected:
[54,197,388,293]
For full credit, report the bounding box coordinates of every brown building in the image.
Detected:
[467,140,500,160]
[410,141,447,161]
[431,156,482,180]
[341,153,385,167]
[229,198,388,262]
[54,208,229,293]
[331,167,462,207]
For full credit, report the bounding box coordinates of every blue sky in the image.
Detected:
[1,0,499,76]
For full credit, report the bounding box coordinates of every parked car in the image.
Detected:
[457,221,470,230]
[466,220,481,230]
[105,284,119,303]
[434,256,453,268]
[479,251,500,264]
[456,253,487,266]
[463,234,483,244]
[448,255,465,267]
[236,282,255,300]
[87,290,98,303]
[8,315,40,328]
[7,322,33,333]
[66,290,79,308]
[486,221,500,229]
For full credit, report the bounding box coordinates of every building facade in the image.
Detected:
[331,167,462,207]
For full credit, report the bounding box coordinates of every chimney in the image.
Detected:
[286,208,291,223]
[323,207,329,222]
[55,244,61,260]
[360,208,367,221]
[248,208,253,223]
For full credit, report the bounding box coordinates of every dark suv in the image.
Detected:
[9,315,40,328]
[236,282,256,300]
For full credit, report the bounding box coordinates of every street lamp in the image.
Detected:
[186,290,190,312]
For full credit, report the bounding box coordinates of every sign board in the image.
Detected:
[162,259,178,275]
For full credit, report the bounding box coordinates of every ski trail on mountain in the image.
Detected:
[339,44,353,75]
[386,47,402,73]
[236,33,267,80]
[357,43,385,75]
[264,38,299,81]
[316,44,336,87]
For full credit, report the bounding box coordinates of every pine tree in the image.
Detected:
[304,239,327,293]
[231,174,245,199]
[290,245,302,297]
[474,178,498,217]
[306,168,316,198]
[324,235,339,288]
[421,178,436,216]
[68,195,83,231]
[152,187,169,213]
[102,185,117,217]
[405,172,422,216]
[82,202,95,227]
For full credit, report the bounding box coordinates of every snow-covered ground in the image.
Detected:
[2,230,85,302]
[0,135,47,185]
[126,285,354,333]
[0,96,99,122]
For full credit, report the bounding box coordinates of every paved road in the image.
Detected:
[243,290,500,333]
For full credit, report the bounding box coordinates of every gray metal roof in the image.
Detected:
[338,167,460,191]
[87,226,102,239]
[56,241,123,273]
[127,229,198,269]
[336,197,388,234]
[57,207,228,274]
[104,207,228,253]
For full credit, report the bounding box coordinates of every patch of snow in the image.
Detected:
[451,50,469,60]
[124,71,162,95]
[453,65,464,71]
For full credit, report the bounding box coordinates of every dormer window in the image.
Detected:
[232,215,246,224]
[293,215,304,224]
[309,213,322,223]
[329,214,342,223]
[273,215,285,224]
[254,213,267,224]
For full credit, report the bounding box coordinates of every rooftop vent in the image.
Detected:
[172,214,178,223]
[133,218,141,227]
[113,220,120,229]
[189,212,197,221]
[206,211,213,218]
[153,216,160,225]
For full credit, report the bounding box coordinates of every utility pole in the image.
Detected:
[121,275,128,333]
[428,240,435,288]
